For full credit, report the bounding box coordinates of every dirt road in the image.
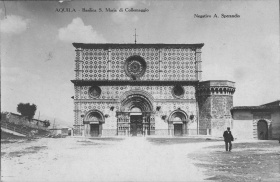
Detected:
[1,137,217,182]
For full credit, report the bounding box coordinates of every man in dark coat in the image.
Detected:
[223,127,234,151]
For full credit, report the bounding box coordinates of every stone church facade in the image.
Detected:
[71,43,235,137]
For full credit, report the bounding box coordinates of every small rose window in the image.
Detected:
[172,85,185,98]
[88,86,101,98]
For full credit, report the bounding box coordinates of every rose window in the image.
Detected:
[172,85,185,98]
[128,61,143,75]
[88,86,101,98]
[124,55,146,79]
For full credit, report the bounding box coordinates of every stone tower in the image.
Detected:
[197,81,236,136]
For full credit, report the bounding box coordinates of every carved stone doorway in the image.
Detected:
[117,92,155,136]
[130,115,143,136]
[174,124,183,136]
[90,124,99,137]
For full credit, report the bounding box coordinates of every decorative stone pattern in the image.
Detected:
[73,97,198,135]
[111,48,159,80]
[76,47,200,81]
[155,102,197,117]
[82,49,108,80]
[88,86,101,98]
[160,48,196,80]
[72,44,236,137]
[172,85,185,98]
[76,85,195,99]
[77,85,196,100]
[75,50,83,80]
[80,102,119,114]
[124,55,147,79]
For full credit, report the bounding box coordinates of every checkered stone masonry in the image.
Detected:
[77,47,199,81]
[111,48,159,80]
[160,48,196,80]
[72,44,207,136]
[75,49,83,80]
[77,85,195,100]
[82,49,108,80]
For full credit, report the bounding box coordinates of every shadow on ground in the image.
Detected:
[189,141,280,182]
[147,137,221,145]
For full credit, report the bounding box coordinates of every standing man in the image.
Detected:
[223,127,234,152]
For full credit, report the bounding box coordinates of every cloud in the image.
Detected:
[0,15,29,34]
[118,1,137,7]
[112,1,139,24]
[141,0,151,6]
[58,17,106,43]
[112,12,139,24]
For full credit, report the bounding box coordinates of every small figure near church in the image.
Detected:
[223,127,234,152]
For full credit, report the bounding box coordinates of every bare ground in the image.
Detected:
[189,140,280,182]
[1,137,216,182]
[2,137,279,182]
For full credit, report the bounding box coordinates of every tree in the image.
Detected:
[17,103,37,120]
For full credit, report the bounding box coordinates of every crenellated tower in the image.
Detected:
[197,80,235,136]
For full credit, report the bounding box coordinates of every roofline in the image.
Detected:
[72,43,204,49]
[200,80,236,84]
[7,112,46,122]
[231,105,280,111]
[49,128,69,130]
[260,100,280,106]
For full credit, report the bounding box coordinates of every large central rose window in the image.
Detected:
[129,61,142,74]
[124,55,146,79]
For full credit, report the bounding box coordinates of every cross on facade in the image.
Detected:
[133,29,138,44]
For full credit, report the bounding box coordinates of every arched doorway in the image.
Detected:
[84,110,104,137]
[117,92,154,136]
[257,120,268,140]
[130,107,143,136]
[168,110,188,136]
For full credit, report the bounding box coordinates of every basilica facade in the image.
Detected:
[71,43,235,137]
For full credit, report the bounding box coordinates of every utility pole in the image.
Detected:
[53,118,56,129]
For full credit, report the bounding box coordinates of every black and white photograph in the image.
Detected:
[1,0,279,181]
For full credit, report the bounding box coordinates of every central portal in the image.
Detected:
[130,115,143,136]
[117,92,155,136]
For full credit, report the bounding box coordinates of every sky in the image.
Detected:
[1,0,279,127]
